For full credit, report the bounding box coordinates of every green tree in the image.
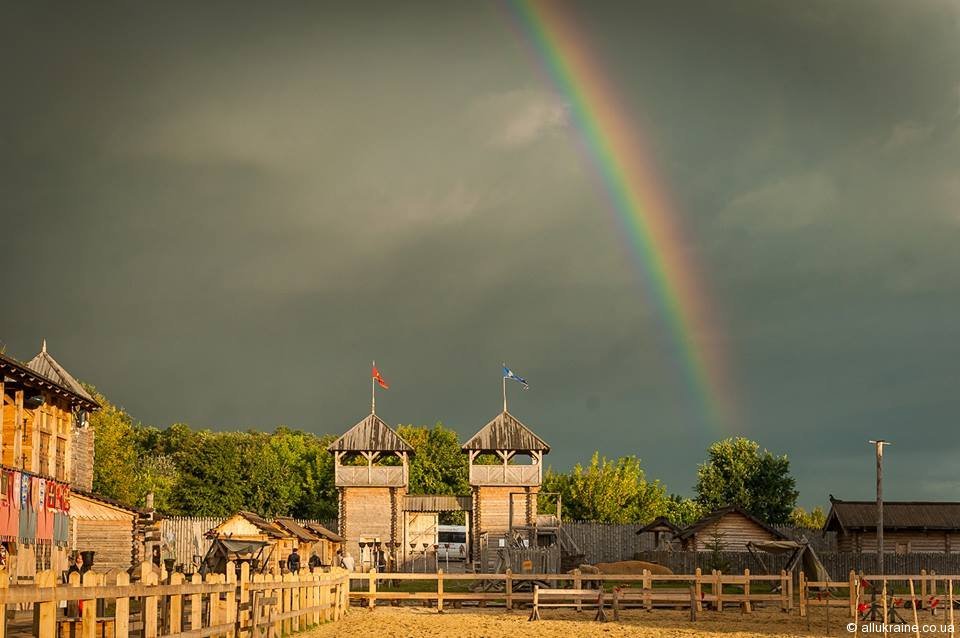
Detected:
[694,437,798,524]
[88,387,140,507]
[167,430,248,516]
[544,452,667,523]
[789,505,826,529]
[397,423,469,496]
[663,494,705,528]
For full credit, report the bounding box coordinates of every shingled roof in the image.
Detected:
[461,411,550,453]
[0,345,99,411]
[327,413,413,453]
[27,341,97,405]
[825,497,960,531]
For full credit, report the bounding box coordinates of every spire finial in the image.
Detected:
[41,338,47,353]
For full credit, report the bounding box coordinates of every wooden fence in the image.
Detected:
[0,561,349,638]
[347,567,793,613]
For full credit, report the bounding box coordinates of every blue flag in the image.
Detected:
[502,365,529,390]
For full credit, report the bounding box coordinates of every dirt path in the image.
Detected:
[297,607,923,637]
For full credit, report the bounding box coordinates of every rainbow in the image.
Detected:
[504,0,738,430]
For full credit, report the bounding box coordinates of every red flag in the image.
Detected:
[372,365,389,389]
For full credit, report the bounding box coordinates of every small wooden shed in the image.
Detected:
[637,516,682,550]
[274,516,319,560]
[205,511,292,572]
[675,506,788,552]
[69,491,140,573]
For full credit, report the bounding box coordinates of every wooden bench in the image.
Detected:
[528,587,606,622]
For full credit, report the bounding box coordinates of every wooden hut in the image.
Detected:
[675,506,789,551]
[303,522,345,567]
[328,413,413,570]
[637,516,682,550]
[0,343,100,580]
[462,410,550,564]
[68,491,139,573]
[206,511,293,572]
[824,497,960,553]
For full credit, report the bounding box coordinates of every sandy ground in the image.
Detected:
[299,606,960,637]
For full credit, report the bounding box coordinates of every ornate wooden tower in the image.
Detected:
[462,411,550,563]
[328,412,413,569]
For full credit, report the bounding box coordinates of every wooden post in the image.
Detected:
[113,570,130,638]
[251,574,263,638]
[849,570,857,619]
[908,579,920,638]
[320,573,329,622]
[437,568,444,613]
[714,569,722,612]
[921,569,927,606]
[573,569,582,612]
[81,571,98,638]
[882,578,888,631]
[168,572,183,634]
[33,570,56,638]
[779,569,788,612]
[505,569,514,612]
[528,585,540,621]
[949,579,954,631]
[799,571,807,618]
[225,562,237,637]
[742,568,751,614]
[293,572,301,633]
[207,572,220,638]
[689,583,696,621]
[641,568,651,611]
[854,575,862,638]
[190,573,202,633]
[694,567,703,613]
[281,571,292,635]
[142,563,158,638]
[368,568,377,610]
[238,562,250,633]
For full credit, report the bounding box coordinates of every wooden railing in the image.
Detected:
[348,567,792,613]
[335,464,406,487]
[0,561,350,638]
[469,465,540,486]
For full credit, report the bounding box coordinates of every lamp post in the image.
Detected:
[868,440,891,575]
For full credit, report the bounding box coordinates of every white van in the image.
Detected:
[437,525,467,561]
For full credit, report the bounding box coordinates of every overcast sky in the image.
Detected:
[3,1,959,508]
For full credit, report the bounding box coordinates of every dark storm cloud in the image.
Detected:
[3,1,959,506]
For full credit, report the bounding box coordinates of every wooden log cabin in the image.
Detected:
[302,521,344,568]
[824,497,960,554]
[328,412,413,571]
[675,505,789,551]
[462,410,550,564]
[0,342,101,580]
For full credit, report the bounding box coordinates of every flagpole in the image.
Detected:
[371,360,376,415]
[502,367,507,413]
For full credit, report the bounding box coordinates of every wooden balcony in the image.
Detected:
[469,464,540,486]
[335,464,406,487]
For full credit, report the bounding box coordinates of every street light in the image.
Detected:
[868,440,891,576]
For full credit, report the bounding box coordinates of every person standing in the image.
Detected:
[287,547,301,574]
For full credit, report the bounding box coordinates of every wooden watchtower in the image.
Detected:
[328,412,413,569]
[462,411,550,563]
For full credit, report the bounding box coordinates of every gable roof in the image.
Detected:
[0,348,99,411]
[208,511,289,539]
[461,411,550,453]
[637,516,681,535]
[825,498,960,531]
[327,413,413,453]
[675,505,789,541]
[27,342,97,405]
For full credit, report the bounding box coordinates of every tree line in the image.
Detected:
[89,387,825,528]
